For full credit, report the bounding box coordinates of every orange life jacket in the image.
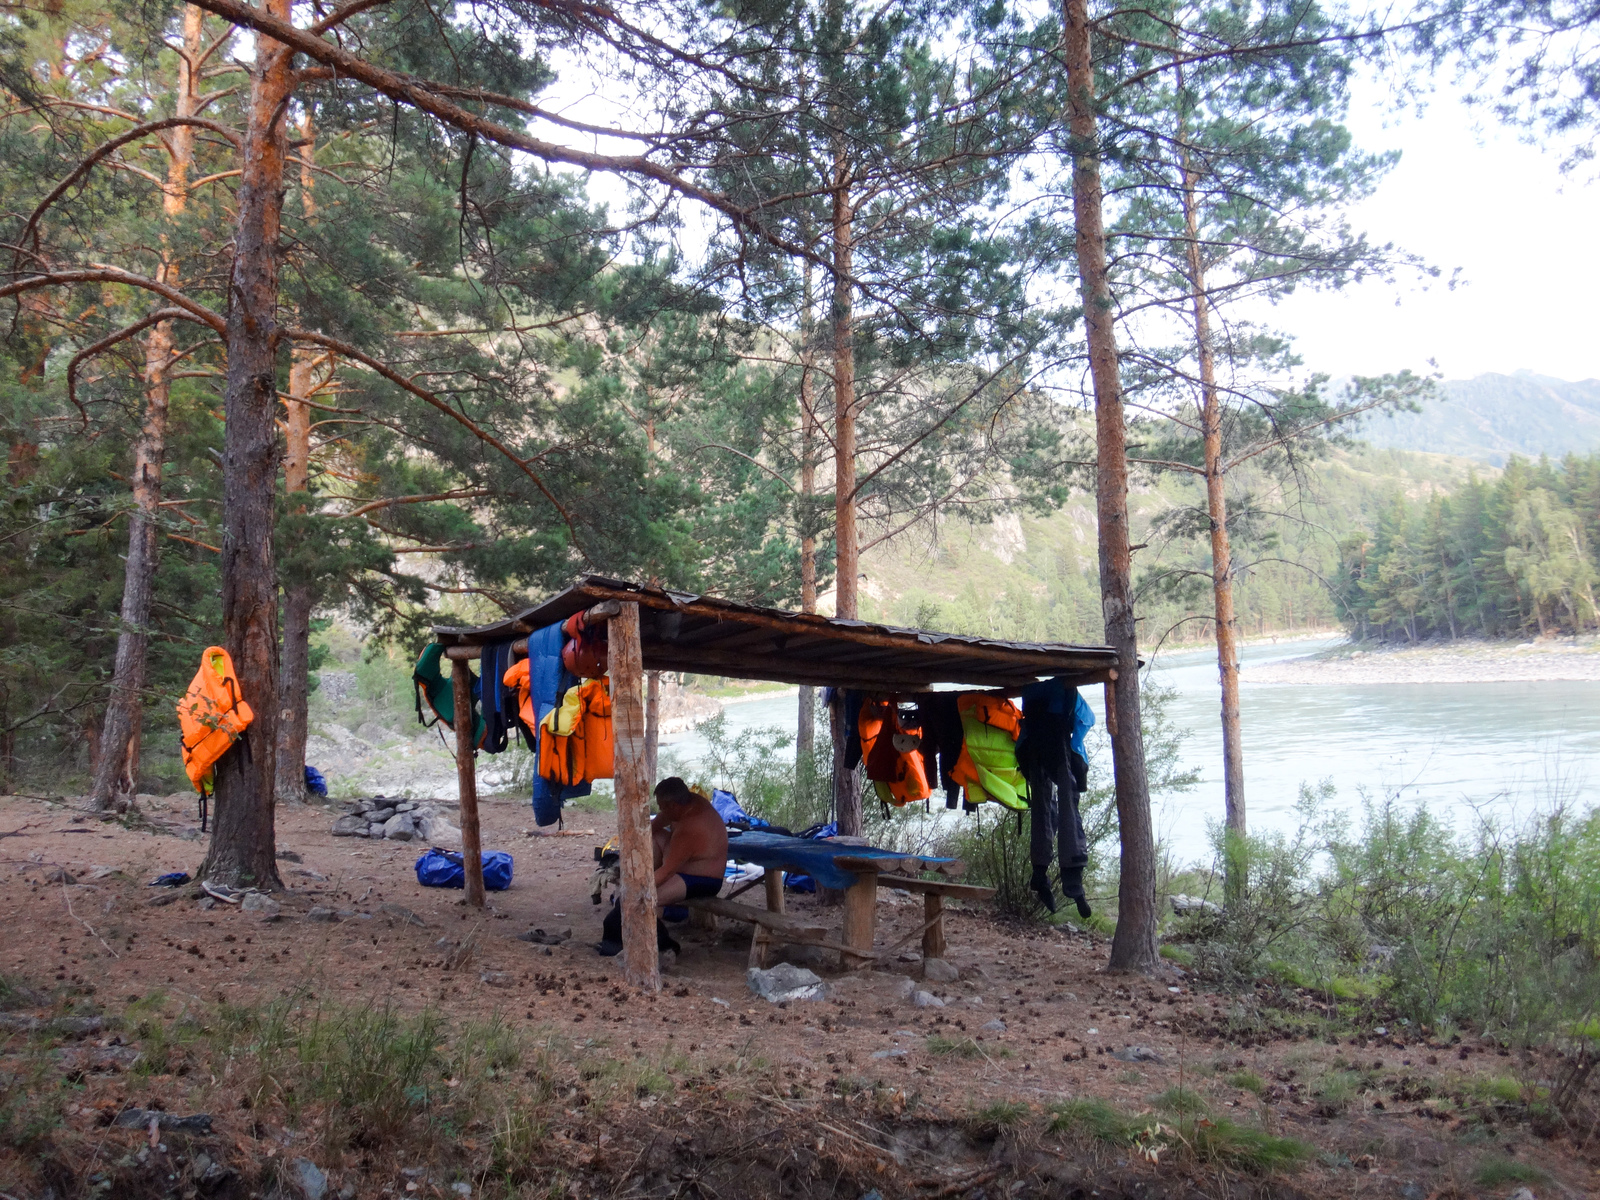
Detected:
[502,658,535,728]
[177,646,254,795]
[538,678,613,785]
[858,696,931,805]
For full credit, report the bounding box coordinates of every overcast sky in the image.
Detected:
[1264,76,1600,385]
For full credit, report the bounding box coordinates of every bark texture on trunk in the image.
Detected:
[829,156,862,838]
[1180,163,1246,856]
[797,258,818,767]
[1063,0,1158,972]
[644,670,660,782]
[611,603,660,992]
[275,115,317,805]
[90,6,205,811]
[201,0,292,890]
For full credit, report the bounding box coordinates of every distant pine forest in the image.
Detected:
[1334,455,1600,642]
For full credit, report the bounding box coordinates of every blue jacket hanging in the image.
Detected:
[524,620,590,825]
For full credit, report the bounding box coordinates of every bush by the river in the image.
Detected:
[1171,787,1600,1050]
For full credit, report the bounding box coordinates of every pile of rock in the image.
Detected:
[331,796,461,846]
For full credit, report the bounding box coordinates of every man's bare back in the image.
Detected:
[650,778,729,905]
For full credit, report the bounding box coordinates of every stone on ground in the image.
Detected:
[746,963,827,1003]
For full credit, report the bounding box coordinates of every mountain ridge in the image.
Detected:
[1358,371,1600,464]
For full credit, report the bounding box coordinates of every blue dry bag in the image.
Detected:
[415,847,514,891]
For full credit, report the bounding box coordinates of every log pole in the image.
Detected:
[610,601,660,992]
[450,658,485,907]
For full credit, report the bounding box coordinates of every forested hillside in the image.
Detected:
[860,442,1480,648]
[1334,453,1600,641]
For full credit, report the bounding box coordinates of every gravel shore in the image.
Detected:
[1249,637,1600,684]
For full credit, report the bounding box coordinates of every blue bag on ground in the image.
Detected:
[415,847,514,891]
[304,765,328,797]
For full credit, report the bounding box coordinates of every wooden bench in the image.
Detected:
[686,871,996,969]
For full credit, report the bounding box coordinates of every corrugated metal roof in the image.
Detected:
[433,576,1120,691]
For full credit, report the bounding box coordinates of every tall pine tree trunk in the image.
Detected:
[829,153,862,838]
[1180,161,1246,881]
[797,257,818,769]
[201,0,292,890]
[275,112,316,805]
[90,5,206,812]
[1063,0,1158,972]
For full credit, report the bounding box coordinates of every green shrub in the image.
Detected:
[1168,791,1600,1052]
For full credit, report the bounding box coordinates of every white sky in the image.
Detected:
[1264,76,1600,384]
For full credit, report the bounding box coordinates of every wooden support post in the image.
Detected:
[841,867,878,969]
[450,658,485,908]
[764,869,785,914]
[922,891,946,961]
[610,601,660,992]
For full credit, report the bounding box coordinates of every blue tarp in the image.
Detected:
[724,830,954,892]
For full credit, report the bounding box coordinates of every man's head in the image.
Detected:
[653,776,696,819]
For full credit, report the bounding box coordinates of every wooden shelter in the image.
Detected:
[431,575,1120,991]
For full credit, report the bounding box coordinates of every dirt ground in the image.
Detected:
[0,790,1596,1199]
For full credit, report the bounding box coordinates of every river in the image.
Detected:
[659,638,1600,864]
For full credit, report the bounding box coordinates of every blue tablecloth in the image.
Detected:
[726,831,954,891]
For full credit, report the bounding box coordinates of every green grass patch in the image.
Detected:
[1159,944,1196,967]
[1474,1157,1550,1187]
[1151,1087,1209,1115]
[972,1100,1030,1129]
[1049,1098,1309,1173]
[1466,1075,1524,1105]
[1226,1070,1265,1094]
[926,1034,983,1059]
[1049,1098,1142,1141]
[1311,1070,1362,1115]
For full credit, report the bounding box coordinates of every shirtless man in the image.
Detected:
[650,777,728,906]
[597,777,726,957]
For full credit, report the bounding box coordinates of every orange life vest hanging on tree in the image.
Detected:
[177,647,254,827]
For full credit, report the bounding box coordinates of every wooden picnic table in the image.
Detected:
[687,832,996,969]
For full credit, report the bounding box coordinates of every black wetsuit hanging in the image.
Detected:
[1016,677,1094,918]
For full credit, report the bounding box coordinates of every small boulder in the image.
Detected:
[288,1156,328,1200]
[1169,894,1221,916]
[980,1018,1007,1033]
[380,903,427,927]
[912,990,945,1009]
[870,1048,908,1059]
[383,812,416,842]
[1112,1045,1163,1064]
[276,847,303,862]
[366,824,385,838]
[922,957,959,983]
[241,893,280,917]
[747,963,827,1003]
[45,869,77,885]
[368,806,397,824]
[305,906,339,923]
[331,815,366,837]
